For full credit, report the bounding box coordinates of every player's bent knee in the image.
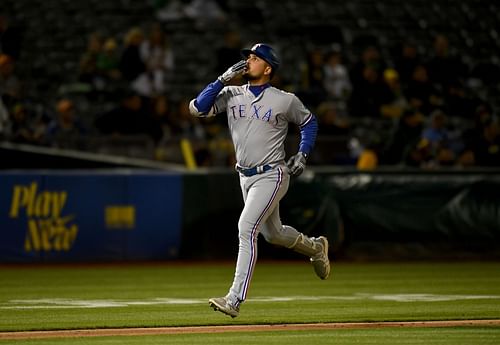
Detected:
[261,232,284,246]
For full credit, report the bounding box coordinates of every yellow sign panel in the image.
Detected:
[105,206,135,229]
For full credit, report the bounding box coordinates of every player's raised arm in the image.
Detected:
[189,60,247,117]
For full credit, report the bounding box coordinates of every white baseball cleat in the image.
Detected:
[310,236,330,280]
[208,296,240,318]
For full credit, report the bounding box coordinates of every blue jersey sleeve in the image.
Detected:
[194,79,225,113]
[298,114,318,155]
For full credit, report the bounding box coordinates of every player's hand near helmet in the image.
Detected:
[218,60,247,85]
[287,152,308,177]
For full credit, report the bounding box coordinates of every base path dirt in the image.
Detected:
[1,320,500,340]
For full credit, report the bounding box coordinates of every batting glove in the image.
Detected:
[287,152,307,177]
[218,60,247,85]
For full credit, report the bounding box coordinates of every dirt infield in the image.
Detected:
[1,320,500,340]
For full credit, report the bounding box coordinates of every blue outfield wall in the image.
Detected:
[2,168,499,263]
[0,171,183,263]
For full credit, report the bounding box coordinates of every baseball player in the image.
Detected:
[189,43,330,318]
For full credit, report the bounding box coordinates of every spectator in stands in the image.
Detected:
[45,99,87,149]
[0,53,22,103]
[137,23,175,97]
[379,68,408,119]
[148,94,170,144]
[78,32,104,88]
[456,103,490,167]
[119,27,146,83]
[95,38,122,86]
[422,110,449,147]
[460,104,500,167]
[394,41,420,87]
[169,97,205,140]
[419,110,456,167]
[323,46,352,103]
[6,103,44,145]
[356,147,378,170]
[349,65,384,117]
[382,108,424,165]
[405,64,442,115]
[350,45,386,89]
[472,117,500,167]
[300,48,327,107]
[404,137,434,168]
[316,101,350,137]
[348,43,387,119]
[95,90,152,138]
[348,136,379,170]
[426,34,467,89]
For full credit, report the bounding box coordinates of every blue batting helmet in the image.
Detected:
[241,43,280,72]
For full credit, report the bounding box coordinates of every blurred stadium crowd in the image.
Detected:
[0,0,499,169]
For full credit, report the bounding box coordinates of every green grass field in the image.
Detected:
[0,261,499,344]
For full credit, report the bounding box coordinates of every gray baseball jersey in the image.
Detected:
[212,84,312,168]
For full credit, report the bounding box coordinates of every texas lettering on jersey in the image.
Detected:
[227,104,277,125]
